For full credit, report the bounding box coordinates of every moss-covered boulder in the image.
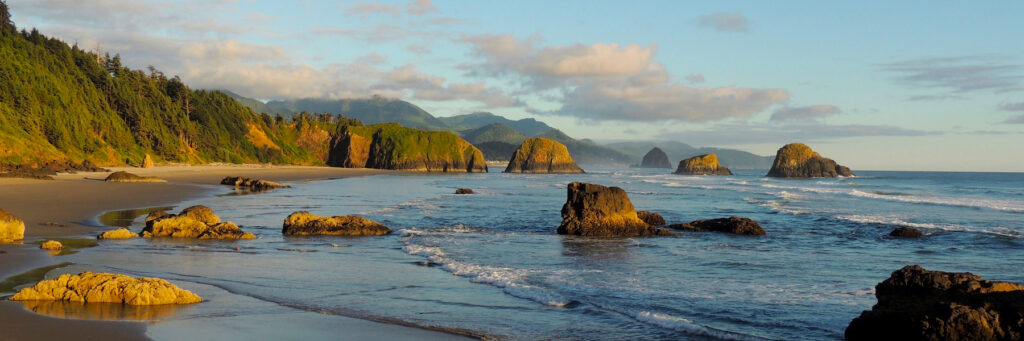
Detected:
[141,206,254,239]
[675,154,732,175]
[282,212,391,236]
[558,182,674,237]
[766,143,853,178]
[0,209,25,243]
[639,147,672,168]
[11,272,202,305]
[104,171,166,183]
[504,138,584,174]
[327,123,487,172]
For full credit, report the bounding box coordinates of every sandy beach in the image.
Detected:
[0,164,469,341]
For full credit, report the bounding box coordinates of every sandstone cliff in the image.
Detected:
[504,138,584,174]
[674,154,732,175]
[327,123,487,172]
[766,143,853,178]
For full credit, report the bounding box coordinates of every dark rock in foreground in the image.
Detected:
[766,143,853,178]
[674,154,732,175]
[558,182,674,237]
[668,217,765,235]
[282,211,391,236]
[455,188,474,194]
[637,211,666,226]
[846,265,1024,341]
[221,176,290,191]
[890,227,924,238]
[504,138,584,174]
[639,147,672,168]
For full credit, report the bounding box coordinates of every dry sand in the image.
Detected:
[0,165,473,341]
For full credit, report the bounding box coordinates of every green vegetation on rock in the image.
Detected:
[329,123,487,172]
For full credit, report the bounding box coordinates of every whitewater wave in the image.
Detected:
[848,190,1024,213]
[835,214,1023,238]
[634,311,770,341]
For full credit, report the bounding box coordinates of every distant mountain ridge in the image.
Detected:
[439,112,554,137]
[608,141,773,169]
[230,95,449,131]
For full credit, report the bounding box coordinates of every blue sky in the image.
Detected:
[8,0,1024,171]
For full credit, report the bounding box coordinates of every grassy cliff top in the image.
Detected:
[775,143,822,165]
[514,138,574,163]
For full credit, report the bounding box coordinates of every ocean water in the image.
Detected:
[62,168,1024,340]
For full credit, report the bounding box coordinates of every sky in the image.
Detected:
[7,0,1024,171]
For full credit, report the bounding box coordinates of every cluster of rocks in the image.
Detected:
[141,206,255,240]
[0,160,107,180]
[221,176,290,191]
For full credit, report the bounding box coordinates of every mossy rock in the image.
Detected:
[504,138,584,174]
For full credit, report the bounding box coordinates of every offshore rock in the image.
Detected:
[98,228,138,240]
[282,212,392,236]
[558,182,674,237]
[142,154,154,168]
[220,176,290,191]
[890,227,924,238]
[455,188,474,194]
[639,147,672,168]
[766,143,854,178]
[846,265,1024,340]
[104,171,166,183]
[668,217,766,236]
[674,154,732,175]
[11,272,202,305]
[40,240,63,250]
[504,138,584,174]
[141,206,254,239]
[0,209,25,242]
[327,123,487,172]
[636,211,666,226]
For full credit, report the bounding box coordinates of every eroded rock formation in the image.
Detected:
[675,154,732,175]
[282,211,392,236]
[558,182,673,237]
[327,123,487,172]
[766,143,854,178]
[142,206,254,239]
[11,272,202,305]
[504,138,584,174]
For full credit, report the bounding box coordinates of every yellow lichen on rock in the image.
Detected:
[504,138,584,174]
[98,228,138,240]
[774,143,819,168]
[11,272,202,305]
[178,205,220,225]
[282,211,392,236]
[141,206,254,240]
[0,209,25,243]
[40,240,63,250]
[675,154,732,175]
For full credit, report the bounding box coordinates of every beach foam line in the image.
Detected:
[848,189,1024,213]
[634,311,771,341]
[834,214,1023,238]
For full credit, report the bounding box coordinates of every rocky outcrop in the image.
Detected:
[766,143,854,178]
[40,240,63,250]
[504,138,584,174]
[104,171,166,183]
[639,147,672,168]
[98,228,138,240]
[0,209,25,243]
[11,272,202,305]
[455,188,474,194]
[282,212,392,236]
[846,265,1024,340]
[327,123,487,172]
[557,182,674,237]
[668,217,766,236]
[637,211,666,226]
[142,154,154,168]
[890,227,924,238]
[142,206,255,239]
[674,154,732,175]
[220,176,290,191]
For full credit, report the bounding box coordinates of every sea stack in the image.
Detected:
[674,154,732,175]
[639,147,672,168]
[766,143,853,178]
[504,138,584,174]
[557,182,673,237]
[327,123,487,172]
[846,265,1024,340]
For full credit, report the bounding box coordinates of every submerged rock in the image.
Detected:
[890,227,924,238]
[40,240,63,250]
[504,138,584,174]
[282,212,392,236]
[675,154,732,175]
[639,147,672,168]
[220,176,290,191]
[104,171,166,183]
[11,272,202,305]
[766,143,853,178]
[557,182,674,237]
[668,217,766,236]
[141,205,254,239]
[0,209,25,243]
[846,265,1024,340]
[455,188,474,194]
[98,228,138,240]
[636,211,666,226]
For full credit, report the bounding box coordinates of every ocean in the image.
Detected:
[62,168,1024,340]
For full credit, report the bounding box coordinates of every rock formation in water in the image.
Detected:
[639,147,672,168]
[674,154,732,175]
[766,143,854,178]
[142,154,155,168]
[668,217,766,236]
[220,176,290,191]
[558,182,674,237]
[637,211,666,226]
[40,240,63,250]
[0,209,25,243]
[327,123,487,172]
[890,227,924,238]
[504,138,584,174]
[141,205,254,239]
[97,228,139,240]
[104,171,166,183]
[11,272,202,305]
[846,265,1024,340]
[455,188,474,194]
[282,212,392,236]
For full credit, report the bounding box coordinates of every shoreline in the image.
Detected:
[1,164,474,340]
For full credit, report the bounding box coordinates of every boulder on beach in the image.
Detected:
[141,154,154,168]
[220,176,290,191]
[98,228,138,240]
[504,138,584,174]
[455,188,474,194]
[282,211,392,236]
[636,211,666,226]
[890,227,924,238]
[845,265,1024,340]
[557,182,674,237]
[40,240,63,250]
[639,147,672,168]
[104,171,166,183]
[11,272,202,305]
[141,205,254,239]
[674,154,732,176]
[766,143,853,178]
[668,217,766,236]
[0,209,25,243]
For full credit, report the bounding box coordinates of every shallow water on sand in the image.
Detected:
[63,169,1024,340]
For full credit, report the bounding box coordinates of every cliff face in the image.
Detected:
[674,154,732,175]
[328,123,487,172]
[504,138,584,174]
[639,147,672,168]
[766,143,854,178]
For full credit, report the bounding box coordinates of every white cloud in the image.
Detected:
[771,105,841,121]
